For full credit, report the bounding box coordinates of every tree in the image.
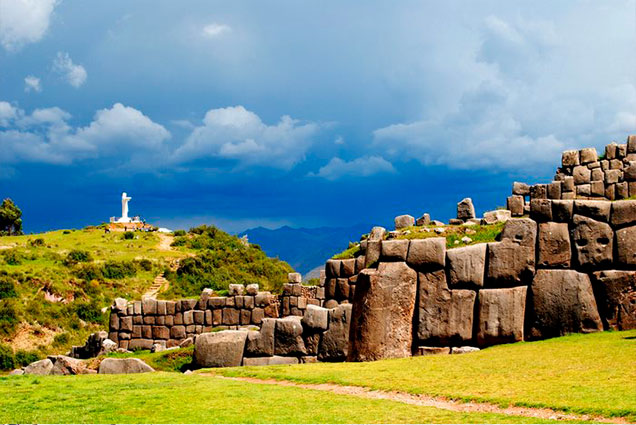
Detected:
[0,199,23,236]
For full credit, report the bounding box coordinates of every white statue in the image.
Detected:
[120,192,132,223]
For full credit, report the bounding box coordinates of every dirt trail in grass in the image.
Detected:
[157,233,174,251]
[217,376,630,424]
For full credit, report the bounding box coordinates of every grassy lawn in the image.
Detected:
[217,330,636,421]
[0,373,574,424]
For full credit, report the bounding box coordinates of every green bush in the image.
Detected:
[62,230,71,234]
[122,231,134,240]
[53,332,70,347]
[29,238,45,247]
[65,249,92,265]
[14,350,40,367]
[3,249,22,265]
[138,259,153,272]
[74,301,103,323]
[0,300,18,335]
[0,276,16,299]
[170,237,187,247]
[102,260,137,279]
[0,344,14,370]
[73,264,103,281]
[173,230,186,237]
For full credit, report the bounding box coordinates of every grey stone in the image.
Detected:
[245,283,259,295]
[349,262,417,361]
[243,356,299,367]
[499,218,537,248]
[507,196,524,217]
[255,291,273,307]
[605,143,618,159]
[562,176,575,192]
[572,215,613,268]
[457,198,475,220]
[450,346,480,354]
[528,270,603,339]
[574,200,611,222]
[415,346,451,356]
[486,240,535,286]
[547,182,562,200]
[512,181,531,196]
[142,298,157,315]
[406,237,445,270]
[395,214,415,229]
[530,199,552,222]
[302,305,329,331]
[9,369,24,375]
[318,303,352,362]
[590,181,605,197]
[98,358,154,374]
[616,226,636,266]
[530,184,547,199]
[416,213,431,226]
[482,210,511,224]
[537,222,571,268]
[193,331,248,368]
[288,273,302,283]
[274,316,306,356]
[228,284,245,296]
[580,147,598,164]
[112,298,127,312]
[326,259,342,278]
[446,243,486,288]
[23,359,53,375]
[368,226,386,241]
[573,166,591,184]
[611,200,636,227]
[605,169,622,184]
[551,200,573,222]
[476,287,527,346]
[590,270,636,330]
[341,259,356,277]
[562,150,579,167]
[245,318,275,357]
[49,355,91,375]
[381,239,409,261]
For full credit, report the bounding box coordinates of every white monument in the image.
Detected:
[111,192,140,223]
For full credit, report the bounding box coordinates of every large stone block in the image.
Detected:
[325,259,342,278]
[243,356,299,367]
[318,303,352,361]
[499,218,537,247]
[591,271,636,330]
[302,305,329,331]
[537,222,571,268]
[579,147,598,164]
[610,200,636,227]
[341,259,356,277]
[573,200,610,222]
[486,241,535,287]
[193,331,248,368]
[547,182,562,200]
[99,358,154,374]
[507,195,524,217]
[573,166,591,184]
[417,270,476,345]
[245,318,275,357]
[395,214,415,229]
[406,237,445,270]
[616,226,636,266]
[381,239,409,261]
[530,184,547,200]
[527,270,603,339]
[551,200,573,222]
[624,161,636,181]
[446,243,486,288]
[348,262,417,361]
[562,150,579,167]
[572,215,613,269]
[365,240,381,266]
[476,286,527,346]
[512,181,531,196]
[24,359,53,375]
[274,316,306,356]
[457,198,475,220]
[530,199,552,222]
[142,298,157,315]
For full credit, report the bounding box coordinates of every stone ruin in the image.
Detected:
[98,135,636,368]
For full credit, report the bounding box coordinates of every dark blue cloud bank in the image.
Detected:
[0,0,634,233]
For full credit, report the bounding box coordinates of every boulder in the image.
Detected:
[49,355,91,375]
[616,226,636,266]
[610,200,636,227]
[112,298,128,312]
[457,198,475,221]
[573,200,611,222]
[416,213,431,226]
[512,181,531,196]
[193,331,248,368]
[483,210,511,224]
[507,196,524,217]
[394,215,415,229]
[348,262,417,361]
[302,305,329,331]
[547,181,562,200]
[530,184,547,199]
[579,147,598,164]
[571,215,613,269]
[591,271,636,330]
[406,238,445,270]
[228,284,245,296]
[451,346,480,354]
[527,270,603,339]
[417,270,476,345]
[9,369,24,375]
[274,317,306,356]
[381,239,409,261]
[98,358,154,374]
[23,359,53,375]
[476,287,527,346]
[537,222,571,268]
[415,346,450,356]
[318,303,352,361]
[562,150,579,167]
[245,283,259,295]
[446,243,486,288]
[245,318,275,357]
[243,356,299,367]
[486,240,535,287]
[368,226,386,241]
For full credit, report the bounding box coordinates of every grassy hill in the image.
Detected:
[0,224,292,362]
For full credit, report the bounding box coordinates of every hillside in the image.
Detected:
[239,224,374,276]
[0,225,292,361]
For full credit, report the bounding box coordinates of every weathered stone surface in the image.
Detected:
[416,213,431,226]
[446,243,486,288]
[23,359,53,375]
[547,182,562,200]
[528,270,603,339]
[274,316,306,356]
[476,287,527,346]
[365,240,381,266]
[610,200,636,227]
[624,161,636,181]
[395,214,415,229]
[369,226,386,241]
[573,166,591,184]
[9,369,24,375]
[193,331,248,368]
[500,218,537,248]
[562,176,575,192]
[381,239,409,261]
[574,200,611,222]
[483,210,511,225]
[512,181,531,196]
[576,184,591,196]
[591,271,636,330]
[245,318,275,357]
[406,238,445,270]
[98,358,155,374]
[302,305,329,331]
[486,241,535,286]
[572,215,613,268]
[49,355,91,375]
[580,147,598,164]
[591,168,604,182]
[245,283,259,296]
[616,182,629,199]
[562,150,579,167]
[616,226,636,266]
[590,180,605,197]
[537,222,571,268]
[142,298,157,315]
[605,143,618,159]
[457,198,475,220]
[349,262,417,362]
[451,346,480,354]
[243,356,299,367]
[228,284,245,296]
[530,199,552,222]
[318,303,352,361]
[530,184,547,199]
[417,269,476,345]
[507,195,524,217]
[415,346,451,356]
[605,169,622,184]
[551,200,573,222]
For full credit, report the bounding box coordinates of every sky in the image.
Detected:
[0,0,635,233]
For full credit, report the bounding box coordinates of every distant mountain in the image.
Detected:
[239,224,374,276]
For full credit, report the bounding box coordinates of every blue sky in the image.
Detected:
[0,0,634,233]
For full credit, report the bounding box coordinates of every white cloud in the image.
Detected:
[53,52,87,88]
[310,155,395,181]
[334,135,344,145]
[0,0,56,51]
[202,23,231,38]
[175,105,320,169]
[24,75,41,92]
[0,101,20,126]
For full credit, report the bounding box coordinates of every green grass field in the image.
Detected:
[0,373,575,424]
[217,330,636,421]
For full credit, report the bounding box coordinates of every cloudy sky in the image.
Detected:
[1,0,634,233]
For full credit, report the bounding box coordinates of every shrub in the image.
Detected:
[73,264,103,281]
[28,238,45,247]
[3,249,22,265]
[0,344,14,370]
[65,249,92,265]
[62,230,71,235]
[170,237,187,247]
[14,350,40,367]
[74,301,103,323]
[0,277,16,299]
[138,258,153,271]
[173,230,186,237]
[0,300,18,335]
[122,231,134,240]
[53,332,70,347]
[102,260,137,279]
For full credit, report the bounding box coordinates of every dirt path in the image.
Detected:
[215,376,629,424]
[157,233,174,251]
